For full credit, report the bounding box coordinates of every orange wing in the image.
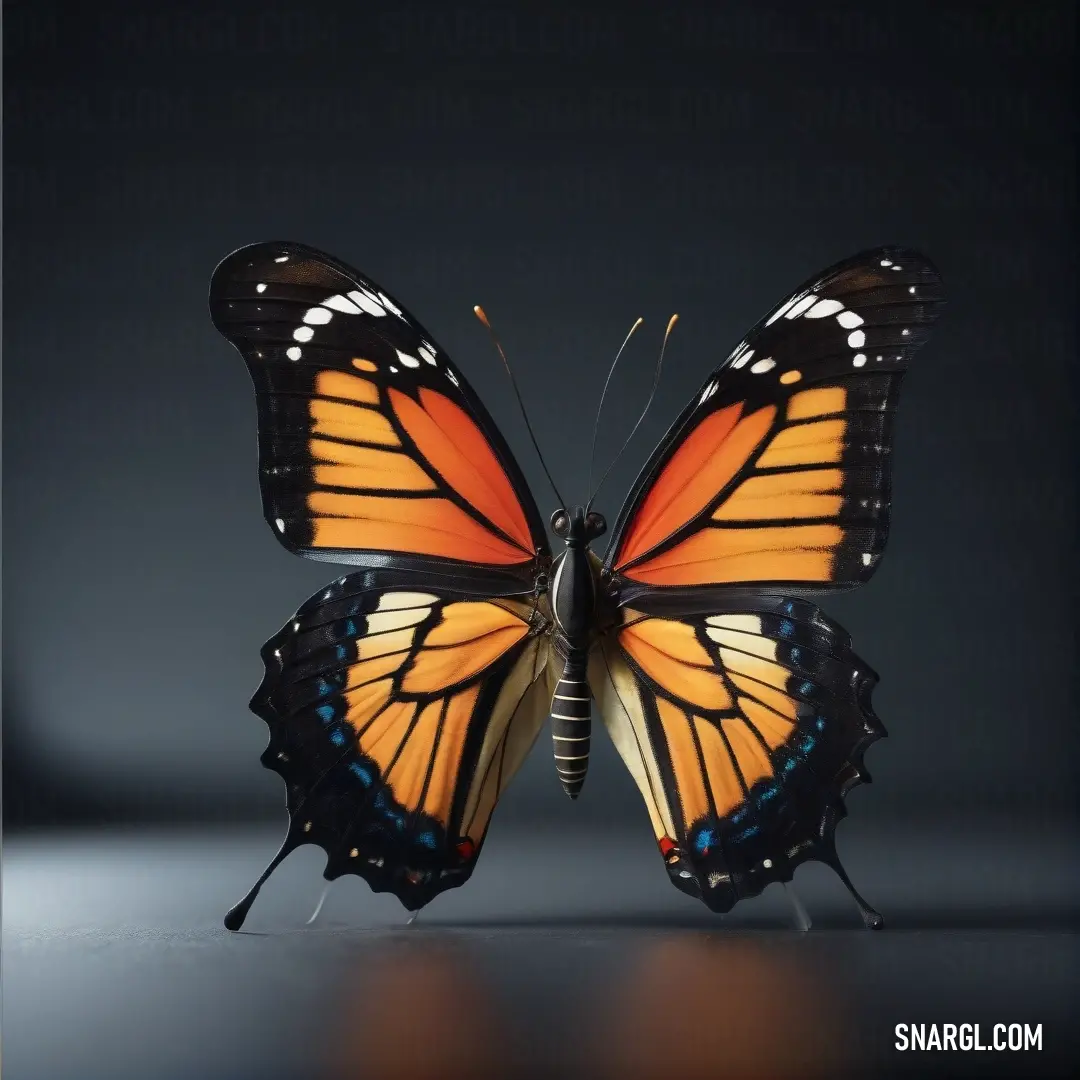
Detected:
[589,596,883,921]
[606,248,943,591]
[210,242,547,579]
[225,571,554,926]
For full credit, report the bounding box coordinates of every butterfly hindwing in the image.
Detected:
[606,247,944,593]
[589,594,882,914]
[210,242,549,582]
[252,572,553,912]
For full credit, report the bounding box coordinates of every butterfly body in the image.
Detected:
[212,240,942,930]
[548,506,608,797]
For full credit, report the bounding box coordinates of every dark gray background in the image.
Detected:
[5,0,1075,831]
[3,2,1077,1078]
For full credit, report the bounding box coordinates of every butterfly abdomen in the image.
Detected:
[551,651,591,798]
[548,516,599,799]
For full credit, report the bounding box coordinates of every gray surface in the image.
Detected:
[4,824,1078,1079]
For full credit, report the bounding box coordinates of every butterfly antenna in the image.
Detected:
[474,305,566,509]
[585,316,644,505]
[587,314,678,512]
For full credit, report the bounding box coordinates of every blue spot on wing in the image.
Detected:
[694,829,714,853]
[329,729,346,747]
[797,680,814,698]
[335,643,348,661]
[316,678,335,697]
[349,763,373,786]
[416,831,438,849]
[779,619,795,637]
[344,618,358,636]
[316,704,335,723]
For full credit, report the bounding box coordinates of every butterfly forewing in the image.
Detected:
[210,242,549,580]
[606,247,943,593]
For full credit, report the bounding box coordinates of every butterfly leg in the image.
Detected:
[406,910,420,926]
[782,881,812,932]
[306,880,334,925]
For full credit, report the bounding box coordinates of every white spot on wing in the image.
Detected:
[286,346,302,360]
[852,353,867,367]
[293,326,314,342]
[377,291,404,317]
[766,296,798,325]
[749,356,776,374]
[396,349,421,368]
[347,290,387,317]
[274,255,289,263]
[303,307,333,325]
[322,294,363,314]
[275,518,286,532]
[785,294,817,320]
[699,380,718,404]
[417,344,437,365]
[446,370,459,386]
[731,347,754,370]
[256,283,267,293]
[837,310,864,328]
[880,258,892,267]
[805,298,843,319]
[862,553,873,566]
[706,625,778,659]
[378,591,440,610]
[367,606,429,634]
[847,329,866,348]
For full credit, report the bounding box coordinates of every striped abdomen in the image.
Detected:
[551,651,591,798]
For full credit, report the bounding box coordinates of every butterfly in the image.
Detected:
[210,241,943,930]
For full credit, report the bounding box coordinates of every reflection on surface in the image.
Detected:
[321,932,848,1080]
[326,939,510,1080]
[590,936,849,1080]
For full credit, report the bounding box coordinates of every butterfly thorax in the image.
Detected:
[547,507,606,798]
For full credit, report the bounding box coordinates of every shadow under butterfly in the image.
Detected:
[209,241,943,931]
